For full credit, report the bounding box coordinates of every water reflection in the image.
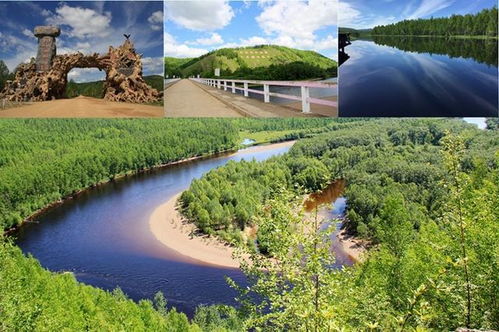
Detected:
[372,36,498,67]
[340,38,498,117]
[303,179,346,212]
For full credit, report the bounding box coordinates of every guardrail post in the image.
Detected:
[231,81,236,93]
[263,84,270,103]
[217,80,221,89]
[244,82,248,97]
[301,86,310,113]
[224,81,227,91]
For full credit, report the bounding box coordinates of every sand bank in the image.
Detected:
[149,193,240,269]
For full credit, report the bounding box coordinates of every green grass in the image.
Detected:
[167,45,336,80]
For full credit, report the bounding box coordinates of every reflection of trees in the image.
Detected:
[372,36,498,67]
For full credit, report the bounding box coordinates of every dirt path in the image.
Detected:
[0,96,164,118]
[165,79,243,117]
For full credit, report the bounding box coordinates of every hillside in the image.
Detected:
[165,45,337,80]
[165,57,194,78]
[339,27,373,39]
[65,75,163,99]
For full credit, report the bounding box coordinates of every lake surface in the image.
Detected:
[13,141,349,317]
[339,37,498,117]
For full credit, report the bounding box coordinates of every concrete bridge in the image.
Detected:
[165,78,337,117]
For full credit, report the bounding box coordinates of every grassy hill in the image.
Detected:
[166,45,337,80]
[165,57,194,78]
[65,75,163,99]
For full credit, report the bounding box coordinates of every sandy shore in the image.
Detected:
[149,192,240,268]
[336,229,367,262]
[0,96,163,118]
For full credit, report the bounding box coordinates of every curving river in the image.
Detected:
[13,141,349,317]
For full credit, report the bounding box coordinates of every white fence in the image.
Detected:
[164,78,181,89]
[191,78,337,113]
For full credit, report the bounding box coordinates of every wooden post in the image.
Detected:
[264,84,270,103]
[244,82,249,97]
[301,86,310,113]
[231,81,236,93]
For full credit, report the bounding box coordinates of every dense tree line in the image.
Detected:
[0,60,14,91]
[65,75,164,100]
[181,118,498,330]
[0,119,240,230]
[202,61,336,80]
[372,35,498,66]
[0,239,200,331]
[372,7,498,36]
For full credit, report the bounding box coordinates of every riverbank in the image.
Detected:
[149,193,240,269]
[336,229,367,262]
[3,148,238,236]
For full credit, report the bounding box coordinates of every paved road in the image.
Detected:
[0,96,164,118]
[165,79,243,117]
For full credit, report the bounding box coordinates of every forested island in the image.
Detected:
[165,45,337,80]
[372,7,498,37]
[1,118,498,331]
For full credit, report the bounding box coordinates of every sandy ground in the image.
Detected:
[0,96,164,118]
[165,79,243,117]
[149,192,241,268]
[336,229,366,262]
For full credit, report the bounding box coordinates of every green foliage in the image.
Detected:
[0,119,239,231]
[229,191,341,331]
[0,239,201,331]
[193,305,243,332]
[372,7,498,37]
[166,45,336,79]
[64,75,163,99]
[0,59,14,91]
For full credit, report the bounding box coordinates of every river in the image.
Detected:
[13,141,348,317]
[339,37,498,117]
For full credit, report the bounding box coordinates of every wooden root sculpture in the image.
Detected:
[0,38,160,104]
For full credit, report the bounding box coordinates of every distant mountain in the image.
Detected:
[339,27,373,39]
[165,45,337,80]
[65,75,163,99]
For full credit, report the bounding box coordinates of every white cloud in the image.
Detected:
[164,32,207,58]
[406,0,454,19]
[165,0,234,31]
[22,29,36,39]
[46,4,111,38]
[257,0,336,40]
[339,2,396,29]
[148,11,163,31]
[67,68,106,83]
[188,33,224,46]
[141,56,164,75]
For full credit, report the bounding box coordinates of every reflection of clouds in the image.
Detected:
[340,40,498,116]
[407,52,497,113]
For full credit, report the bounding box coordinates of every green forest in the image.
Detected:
[1,118,497,331]
[165,45,337,80]
[65,75,163,99]
[372,7,498,37]
[179,118,498,330]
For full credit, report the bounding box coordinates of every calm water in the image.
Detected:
[340,37,498,117]
[14,143,294,317]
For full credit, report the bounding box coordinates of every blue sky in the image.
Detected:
[0,1,163,82]
[339,0,498,29]
[165,0,337,60]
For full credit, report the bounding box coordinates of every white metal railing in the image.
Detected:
[164,78,181,88]
[191,78,337,113]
